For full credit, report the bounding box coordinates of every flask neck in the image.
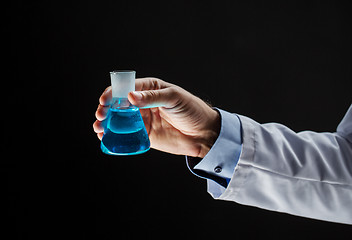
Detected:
[111,97,137,110]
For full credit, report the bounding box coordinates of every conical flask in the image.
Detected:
[101,71,150,155]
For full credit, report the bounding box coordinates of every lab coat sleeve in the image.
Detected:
[211,104,352,224]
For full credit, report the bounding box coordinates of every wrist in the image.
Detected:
[198,109,221,158]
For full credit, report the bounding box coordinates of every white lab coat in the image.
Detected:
[208,104,352,224]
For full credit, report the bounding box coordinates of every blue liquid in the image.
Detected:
[101,107,150,155]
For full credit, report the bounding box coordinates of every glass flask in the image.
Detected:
[101,70,150,155]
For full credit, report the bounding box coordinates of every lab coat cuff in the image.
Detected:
[186,108,242,188]
[212,114,257,200]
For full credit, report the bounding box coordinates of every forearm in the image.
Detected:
[217,113,352,224]
[187,106,352,224]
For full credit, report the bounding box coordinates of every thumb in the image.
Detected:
[128,87,179,109]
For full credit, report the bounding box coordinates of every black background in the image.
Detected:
[6,0,352,239]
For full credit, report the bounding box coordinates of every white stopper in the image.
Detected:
[110,71,135,98]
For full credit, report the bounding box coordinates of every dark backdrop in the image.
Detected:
[6,0,352,239]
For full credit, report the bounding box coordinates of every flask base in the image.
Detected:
[100,141,150,156]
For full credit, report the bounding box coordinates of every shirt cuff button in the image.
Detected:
[214,166,222,173]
